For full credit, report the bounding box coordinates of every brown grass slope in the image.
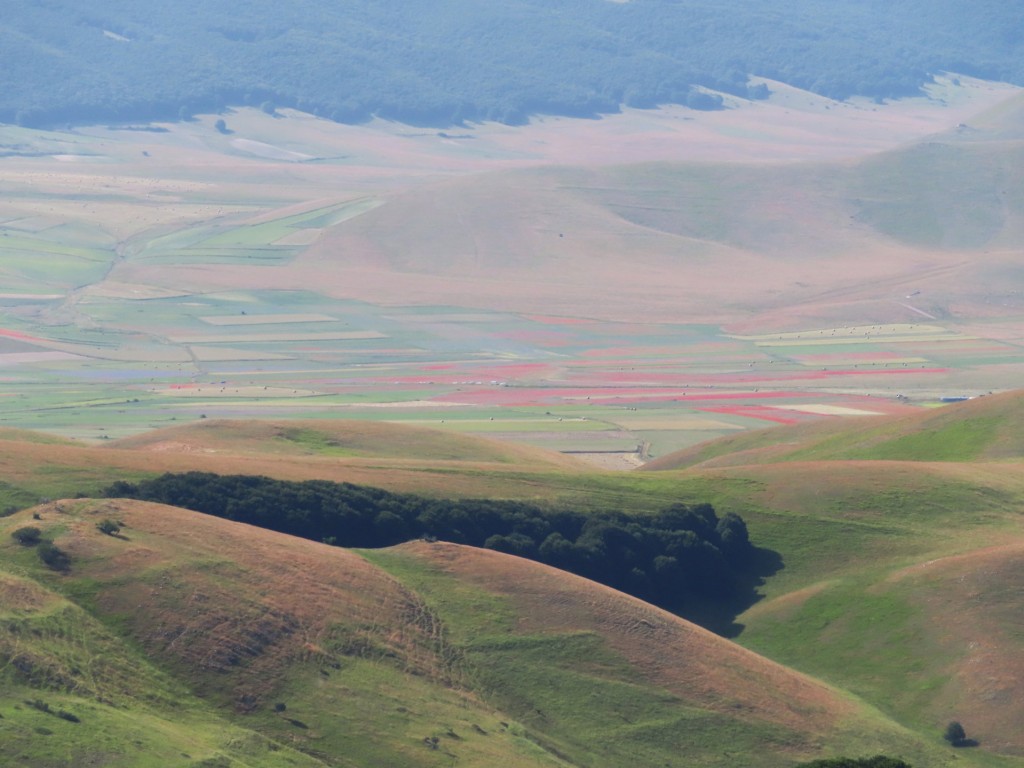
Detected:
[0,421,593,506]
[0,500,559,767]
[380,541,967,766]
[106,418,587,471]
[2,500,942,767]
[643,389,1024,471]
[28,499,453,708]
[392,540,851,732]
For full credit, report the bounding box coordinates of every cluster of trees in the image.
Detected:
[943,721,975,747]
[2,0,1021,128]
[103,472,756,617]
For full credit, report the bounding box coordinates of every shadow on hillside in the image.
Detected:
[676,546,784,638]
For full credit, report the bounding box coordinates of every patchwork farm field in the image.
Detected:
[1,282,1019,459]
[2,82,1023,461]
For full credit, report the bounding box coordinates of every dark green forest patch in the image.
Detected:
[101,472,778,633]
[2,0,1022,127]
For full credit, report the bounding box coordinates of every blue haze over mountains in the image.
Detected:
[2,0,1022,128]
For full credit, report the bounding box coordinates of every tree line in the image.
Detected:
[102,472,761,622]
[2,0,1021,128]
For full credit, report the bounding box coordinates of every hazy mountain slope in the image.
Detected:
[0,499,956,767]
[2,0,1022,127]
[282,125,1024,325]
[849,141,1024,251]
[966,91,1024,141]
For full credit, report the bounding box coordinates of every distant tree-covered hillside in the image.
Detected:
[2,0,1021,128]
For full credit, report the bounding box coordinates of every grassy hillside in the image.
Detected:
[106,418,588,469]
[633,391,1024,761]
[644,390,1024,470]
[1,393,1024,763]
[0,420,602,517]
[365,541,961,767]
[741,540,1024,759]
[713,456,1024,761]
[0,498,955,767]
[0,500,565,767]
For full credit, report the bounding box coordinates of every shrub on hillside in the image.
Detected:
[11,526,42,545]
[37,540,70,571]
[96,518,121,536]
[943,721,970,747]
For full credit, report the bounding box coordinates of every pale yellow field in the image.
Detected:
[729,324,955,341]
[0,351,82,364]
[160,386,322,398]
[607,416,746,430]
[166,330,386,343]
[198,313,337,325]
[82,281,192,300]
[751,334,973,347]
[272,229,322,245]
[795,357,929,367]
[387,313,513,323]
[187,348,295,362]
[772,404,884,416]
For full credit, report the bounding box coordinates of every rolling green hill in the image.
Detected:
[0,498,952,767]
[2,399,1024,764]
[1,0,1022,128]
[643,390,1024,470]
[633,390,1024,760]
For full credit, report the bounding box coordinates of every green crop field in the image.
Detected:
[1,98,1019,455]
[0,286,1008,451]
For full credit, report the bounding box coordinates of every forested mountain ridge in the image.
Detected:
[3,0,1022,128]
